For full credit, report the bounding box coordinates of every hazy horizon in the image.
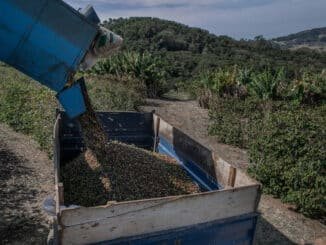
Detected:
[65,0,326,39]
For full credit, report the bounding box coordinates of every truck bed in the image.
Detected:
[53,111,261,244]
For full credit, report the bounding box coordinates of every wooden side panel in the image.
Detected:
[158,117,174,143]
[153,114,161,152]
[157,116,258,188]
[61,198,167,226]
[228,167,237,187]
[234,169,260,187]
[212,153,231,187]
[53,116,62,214]
[159,117,217,181]
[54,114,64,243]
[60,186,260,244]
[172,128,217,180]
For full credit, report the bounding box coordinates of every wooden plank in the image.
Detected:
[228,167,237,187]
[234,168,260,187]
[212,152,258,188]
[53,116,61,186]
[53,116,62,216]
[212,153,231,187]
[61,198,166,226]
[53,115,63,243]
[153,115,160,152]
[60,185,260,244]
[158,117,174,143]
[57,183,64,206]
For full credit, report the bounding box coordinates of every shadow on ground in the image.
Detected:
[0,142,49,244]
[255,216,296,245]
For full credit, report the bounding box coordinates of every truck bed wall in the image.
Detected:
[53,112,261,244]
[59,186,259,244]
[154,115,259,188]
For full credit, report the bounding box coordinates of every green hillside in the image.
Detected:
[103,17,326,85]
[274,27,326,43]
[273,27,326,52]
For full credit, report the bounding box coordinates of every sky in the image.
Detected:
[65,0,326,39]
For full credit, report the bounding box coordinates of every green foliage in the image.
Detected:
[248,105,326,218]
[289,70,326,104]
[104,17,326,83]
[0,66,57,155]
[84,74,146,111]
[92,51,168,97]
[238,68,252,85]
[247,68,286,100]
[191,67,247,108]
[204,65,325,218]
[0,67,145,155]
[193,67,325,105]
[209,97,325,217]
[209,98,262,148]
[274,27,326,43]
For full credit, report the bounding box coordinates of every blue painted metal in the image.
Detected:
[58,111,155,161]
[0,0,98,92]
[158,136,221,191]
[96,213,258,245]
[80,5,101,25]
[56,82,86,118]
[0,0,99,118]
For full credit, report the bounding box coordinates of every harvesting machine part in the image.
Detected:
[0,0,122,118]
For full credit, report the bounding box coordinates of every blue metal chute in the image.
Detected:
[0,0,123,118]
[56,83,86,119]
[0,0,104,118]
[0,0,98,92]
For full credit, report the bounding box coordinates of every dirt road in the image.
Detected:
[0,123,53,244]
[140,98,326,244]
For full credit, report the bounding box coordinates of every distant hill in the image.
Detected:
[104,17,326,82]
[273,27,326,52]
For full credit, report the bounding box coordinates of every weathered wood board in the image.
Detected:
[60,185,260,244]
[157,115,259,188]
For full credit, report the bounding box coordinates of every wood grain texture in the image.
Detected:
[228,167,237,187]
[234,168,260,187]
[212,153,231,187]
[158,117,174,143]
[60,185,259,244]
[153,115,160,152]
[53,116,62,216]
